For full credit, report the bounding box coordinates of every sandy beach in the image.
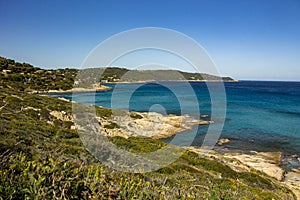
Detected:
[44,85,112,93]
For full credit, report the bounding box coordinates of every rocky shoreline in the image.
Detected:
[187,145,300,199]
[49,103,299,199]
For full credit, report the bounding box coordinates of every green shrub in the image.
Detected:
[103,122,119,129]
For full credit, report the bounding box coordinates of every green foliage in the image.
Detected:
[0,56,234,94]
[0,56,77,91]
[1,149,294,200]
[95,107,112,118]
[0,56,294,199]
[111,136,167,153]
[103,122,120,129]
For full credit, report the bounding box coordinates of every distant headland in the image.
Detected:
[0,56,237,94]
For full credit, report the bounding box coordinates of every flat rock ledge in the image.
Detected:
[186,146,300,199]
[102,112,212,139]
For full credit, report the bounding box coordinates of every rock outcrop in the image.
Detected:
[50,108,211,140]
[50,110,74,122]
[284,168,300,199]
[187,146,300,199]
[100,112,211,139]
[223,151,285,181]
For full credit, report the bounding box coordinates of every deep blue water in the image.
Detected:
[51,81,300,156]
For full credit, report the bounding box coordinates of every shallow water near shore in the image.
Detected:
[51,81,300,168]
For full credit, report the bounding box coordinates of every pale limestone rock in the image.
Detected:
[187,146,300,199]
[284,168,300,199]
[217,138,230,145]
[50,110,73,122]
[224,152,284,181]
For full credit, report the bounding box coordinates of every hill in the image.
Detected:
[0,57,235,92]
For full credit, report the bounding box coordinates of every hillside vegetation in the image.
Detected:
[0,57,295,199]
[0,57,234,92]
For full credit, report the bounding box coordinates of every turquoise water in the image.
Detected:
[51,81,300,156]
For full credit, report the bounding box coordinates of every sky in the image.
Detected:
[0,0,300,81]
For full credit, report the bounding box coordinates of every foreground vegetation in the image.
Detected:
[0,57,296,199]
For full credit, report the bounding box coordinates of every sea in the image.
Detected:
[50,81,300,169]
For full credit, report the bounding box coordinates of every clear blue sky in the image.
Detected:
[0,0,299,80]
